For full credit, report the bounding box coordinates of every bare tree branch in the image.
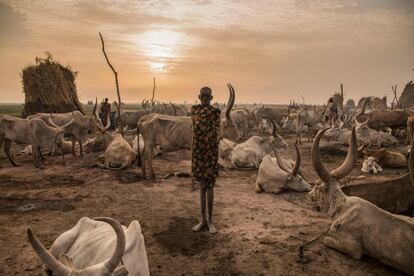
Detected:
[151,77,156,106]
[99,32,123,136]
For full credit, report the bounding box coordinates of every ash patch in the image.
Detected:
[116,171,146,184]
[0,174,84,190]
[0,196,81,213]
[154,216,216,256]
[320,146,347,157]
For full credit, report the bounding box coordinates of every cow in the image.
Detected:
[27,217,149,276]
[255,106,286,125]
[294,108,327,144]
[28,102,99,157]
[117,109,151,130]
[357,96,387,111]
[255,144,310,194]
[18,140,76,157]
[255,144,311,194]
[310,126,414,275]
[137,114,192,179]
[323,119,398,147]
[132,134,163,157]
[93,113,136,170]
[355,109,408,131]
[218,119,288,169]
[362,148,407,168]
[361,156,383,174]
[0,114,74,168]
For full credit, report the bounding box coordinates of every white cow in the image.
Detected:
[93,114,136,170]
[361,156,383,174]
[27,217,149,276]
[255,145,311,194]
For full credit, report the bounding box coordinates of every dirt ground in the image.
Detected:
[0,134,408,275]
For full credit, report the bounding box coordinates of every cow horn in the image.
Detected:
[171,103,177,116]
[331,127,357,178]
[141,99,146,109]
[264,116,279,136]
[27,228,71,276]
[94,217,126,273]
[162,102,168,114]
[291,144,301,176]
[225,83,235,120]
[270,144,291,174]
[61,113,75,129]
[311,128,333,183]
[312,127,357,183]
[48,113,59,128]
[92,97,98,116]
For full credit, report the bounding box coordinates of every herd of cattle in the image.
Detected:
[1,85,414,275]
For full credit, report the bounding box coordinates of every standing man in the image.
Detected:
[100,98,111,126]
[191,87,221,234]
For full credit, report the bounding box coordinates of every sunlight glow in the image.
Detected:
[132,29,185,72]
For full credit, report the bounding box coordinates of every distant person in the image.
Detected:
[327,98,338,123]
[191,87,221,234]
[99,98,111,126]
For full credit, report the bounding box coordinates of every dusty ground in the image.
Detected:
[0,134,409,275]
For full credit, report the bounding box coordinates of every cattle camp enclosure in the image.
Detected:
[0,113,410,275]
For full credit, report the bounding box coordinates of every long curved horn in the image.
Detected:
[27,228,71,276]
[225,83,235,120]
[94,217,126,273]
[291,144,301,176]
[331,127,357,178]
[171,103,177,116]
[162,102,168,114]
[264,117,279,136]
[141,99,146,109]
[311,128,333,183]
[48,113,59,128]
[270,144,291,174]
[61,113,75,129]
[92,97,98,116]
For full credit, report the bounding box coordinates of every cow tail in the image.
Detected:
[136,124,142,167]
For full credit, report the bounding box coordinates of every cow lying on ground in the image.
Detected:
[27,217,149,276]
[255,144,311,194]
[219,118,288,169]
[93,113,136,170]
[19,140,76,156]
[0,114,74,168]
[311,127,414,275]
[362,148,406,168]
[323,118,398,147]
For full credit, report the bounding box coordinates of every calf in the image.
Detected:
[27,217,149,276]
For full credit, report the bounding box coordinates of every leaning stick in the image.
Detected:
[99,32,124,137]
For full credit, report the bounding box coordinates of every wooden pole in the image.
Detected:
[99,32,123,137]
[151,77,156,106]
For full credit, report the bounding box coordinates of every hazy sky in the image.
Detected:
[0,0,413,104]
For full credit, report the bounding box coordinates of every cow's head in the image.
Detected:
[48,114,75,148]
[220,84,241,141]
[264,117,288,149]
[310,127,357,206]
[377,131,398,147]
[27,217,128,276]
[271,144,310,192]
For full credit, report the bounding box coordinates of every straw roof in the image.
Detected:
[21,53,84,117]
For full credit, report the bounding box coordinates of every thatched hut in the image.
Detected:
[398,81,414,109]
[21,53,84,118]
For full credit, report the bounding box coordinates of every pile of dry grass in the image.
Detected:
[21,53,84,117]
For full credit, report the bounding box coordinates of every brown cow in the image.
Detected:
[363,148,407,168]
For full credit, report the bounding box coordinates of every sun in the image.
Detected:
[131,29,185,73]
